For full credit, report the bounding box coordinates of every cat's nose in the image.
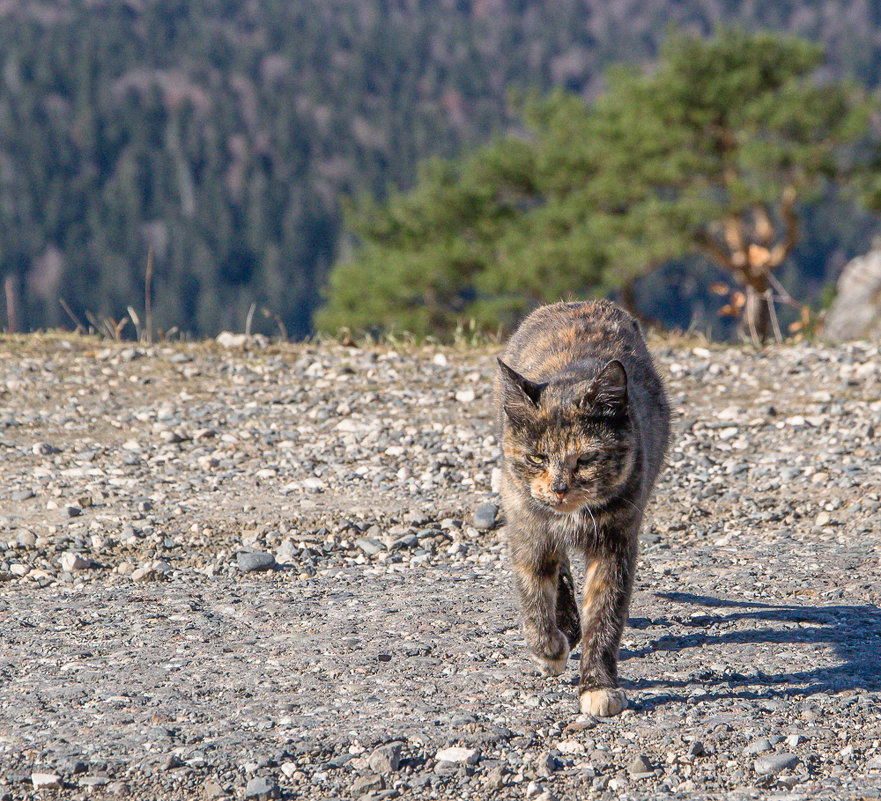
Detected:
[551,480,569,497]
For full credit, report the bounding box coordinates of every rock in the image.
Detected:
[744,737,774,756]
[367,742,402,774]
[754,753,798,776]
[389,534,418,550]
[15,530,36,548]
[237,551,276,573]
[216,332,249,348]
[203,777,228,798]
[825,238,881,341]
[32,442,61,456]
[355,537,385,556]
[435,746,479,765]
[244,777,279,800]
[472,503,498,530]
[131,564,159,582]
[688,740,704,757]
[628,754,655,778]
[455,388,476,403]
[60,552,92,572]
[79,776,109,787]
[32,773,62,789]
[350,773,385,795]
[66,504,82,518]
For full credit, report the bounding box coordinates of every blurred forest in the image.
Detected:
[2,0,881,338]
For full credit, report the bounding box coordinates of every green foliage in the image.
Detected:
[319,28,875,339]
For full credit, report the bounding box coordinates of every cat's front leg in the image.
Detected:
[509,540,570,677]
[578,544,636,716]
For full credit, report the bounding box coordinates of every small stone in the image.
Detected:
[472,503,498,530]
[389,534,418,551]
[526,781,545,798]
[32,773,62,789]
[203,777,228,798]
[815,511,831,527]
[355,537,385,556]
[33,442,61,456]
[754,753,798,776]
[435,746,480,765]
[79,776,109,787]
[688,740,704,757]
[61,552,92,572]
[160,754,183,770]
[368,742,402,774]
[216,331,248,348]
[66,505,82,518]
[556,739,586,754]
[628,754,655,778]
[279,763,297,778]
[455,388,476,403]
[785,734,803,748]
[237,551,276,573]
[744,737,773,756]
[131,564,158,582]
[350,773,385,795]
[15,530,36,548]
[12,489,35,501]
[243,776,279,800]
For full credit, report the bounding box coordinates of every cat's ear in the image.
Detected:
[582,359,628,416]
[497,358,546,420]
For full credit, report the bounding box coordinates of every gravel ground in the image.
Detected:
[1,333,881,801]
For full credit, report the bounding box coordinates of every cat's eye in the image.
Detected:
[577,453,597,466]
[526,454,546,465]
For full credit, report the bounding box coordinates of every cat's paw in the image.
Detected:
[579,687,627,717]
[530,632,570,676]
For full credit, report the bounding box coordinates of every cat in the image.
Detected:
[495,299,669,716]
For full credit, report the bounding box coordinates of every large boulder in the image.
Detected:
[824,238,881,342]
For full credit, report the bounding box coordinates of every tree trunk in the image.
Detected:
[739,282,770,345]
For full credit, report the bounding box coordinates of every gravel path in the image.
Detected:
[1,334,881,800]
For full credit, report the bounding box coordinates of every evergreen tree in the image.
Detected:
[318,29,875,341]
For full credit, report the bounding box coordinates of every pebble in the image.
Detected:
[60,552,92,572]
[435,746,480,765]
[237,551,276,573]
[31,773,62,789]
[744,737,774,756]
[754,753,799,776]
[350,773,385,795]
[368,742,402,774]
[472,502,498,530]
[355,537,385,556]
[243,776,279,799]
[628,753,655,778]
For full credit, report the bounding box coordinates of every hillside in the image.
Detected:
[1,1,881,338]
[1,334,880,799]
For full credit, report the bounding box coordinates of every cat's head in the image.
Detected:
[498,358,636,514]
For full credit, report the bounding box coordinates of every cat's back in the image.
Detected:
[500,300,649,380]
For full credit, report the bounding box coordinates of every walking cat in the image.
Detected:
[495,300,669,716]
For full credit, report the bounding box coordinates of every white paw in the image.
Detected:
[579,687,627,716]
[531,639,570,677]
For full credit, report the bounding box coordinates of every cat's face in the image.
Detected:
[499,359,635,514]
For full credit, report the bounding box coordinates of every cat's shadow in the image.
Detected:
[618,591,881,708]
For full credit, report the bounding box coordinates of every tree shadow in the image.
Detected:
[621,591,881,706]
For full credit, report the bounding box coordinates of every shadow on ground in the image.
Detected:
[623,591,881,707]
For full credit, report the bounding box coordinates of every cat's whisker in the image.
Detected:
[584,504,599,539]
